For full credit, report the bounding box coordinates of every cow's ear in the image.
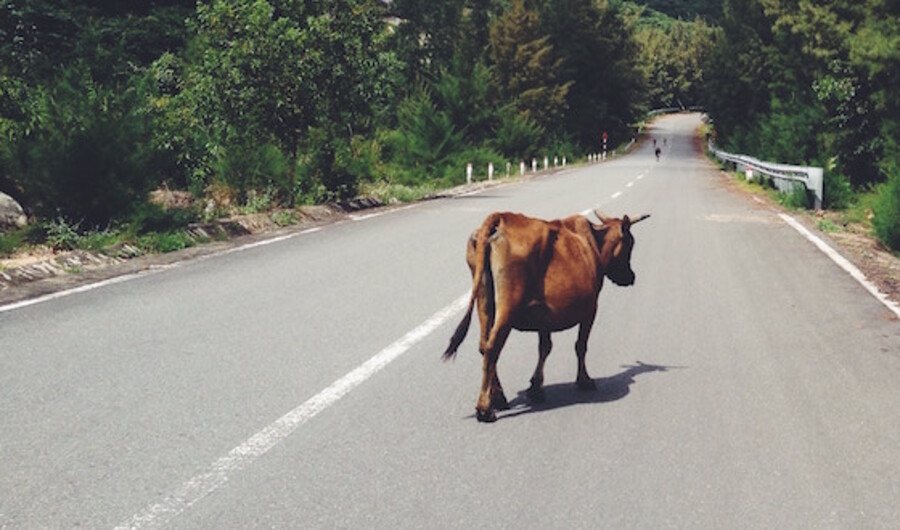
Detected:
[589,221,609,236]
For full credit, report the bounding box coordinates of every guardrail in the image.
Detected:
[708,142,824,210]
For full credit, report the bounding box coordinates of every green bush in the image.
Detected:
[6,66,159,228]
[391,91,463,174]
[43,217,82,251]
[778,184,811,210]
[137,231,195,254]
[490,108,545,160]
[333,136,384,188]
[128,203,199,236]
[871,170,900,251]
[213,142,291,205]
[823,170,853,210]
[442,146,506,186]
[0,230,25,257]
[296,129,361,201]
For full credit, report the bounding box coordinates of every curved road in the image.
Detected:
[2,114,898,528]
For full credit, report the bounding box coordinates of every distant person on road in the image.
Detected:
[655,147,661,161]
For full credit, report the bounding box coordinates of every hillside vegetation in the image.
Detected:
[1,0,897,254]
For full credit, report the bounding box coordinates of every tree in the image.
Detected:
[385,0,465,87]
[635,16,714,109]
[538,0,647,147]
[155,0,398,200]
[0,0,192,223]
[632,0,723,22]
[489,0,571,135]
[702,0,774,145]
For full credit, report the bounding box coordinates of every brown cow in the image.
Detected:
[443,210,650,422]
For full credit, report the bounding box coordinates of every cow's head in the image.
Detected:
[593,210,650,286]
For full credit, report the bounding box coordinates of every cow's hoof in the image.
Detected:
[476,408,497,423]
[526,386,545,403]
[492,393,510,411]
[576,378,597,391]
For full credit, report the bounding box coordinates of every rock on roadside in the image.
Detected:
[0,191,27,232]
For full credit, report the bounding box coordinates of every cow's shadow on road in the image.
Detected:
[496,361,681,420]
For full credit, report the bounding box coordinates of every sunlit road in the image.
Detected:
[2,114,898,528]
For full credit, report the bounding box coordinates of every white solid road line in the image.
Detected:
[779,213,900,318]
[350,204,417,221]
[0,271,162,315]
[115,292,471,529]
[0,230,323,315]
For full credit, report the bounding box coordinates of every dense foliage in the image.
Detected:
[702,0,900,247]
[1,0,653,227]
[0,0,896,250]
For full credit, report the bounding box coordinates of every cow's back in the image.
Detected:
[473,213,600,332]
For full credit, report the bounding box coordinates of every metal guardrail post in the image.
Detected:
[807,167,824,210]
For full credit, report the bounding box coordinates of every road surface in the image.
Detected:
[2,113,898,528]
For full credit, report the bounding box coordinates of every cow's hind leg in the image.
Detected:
[575,319,597,390]
[527,331,552,402]
[476,324,511,422]
[491,372,509,411]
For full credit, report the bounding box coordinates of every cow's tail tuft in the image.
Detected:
[442,213,499,361]
[442,303,473,361]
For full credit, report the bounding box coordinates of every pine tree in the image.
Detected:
[488,0,571,134]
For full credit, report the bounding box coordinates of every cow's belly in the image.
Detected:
[512,297,594,332]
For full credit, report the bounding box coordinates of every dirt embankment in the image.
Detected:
[0,203,363,305]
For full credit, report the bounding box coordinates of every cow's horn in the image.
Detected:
[630,214,651,225]
[593,210,612,224]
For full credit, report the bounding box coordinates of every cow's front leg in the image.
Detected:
[575,320,596,390]
[527,331,552,402]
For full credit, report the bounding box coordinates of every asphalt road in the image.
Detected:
[2,114,898,529]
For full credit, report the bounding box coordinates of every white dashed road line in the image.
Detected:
[116,292,471,529]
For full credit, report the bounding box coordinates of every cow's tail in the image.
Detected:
[442,214,500,361]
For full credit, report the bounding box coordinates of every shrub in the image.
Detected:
[242,189,273,214]
[392,91,463,174]
[823,170,853,210]
[9,65,158,228]
[297,129,360,202]
[129,202,199,236]
[213,142,291,205]
[871,170,900,251]
[442,146,506,186]
[0,230,25,257]
[778,184,811,210]
[43,217,82,251]
[137,231,195,253]
[490,108,544,160]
